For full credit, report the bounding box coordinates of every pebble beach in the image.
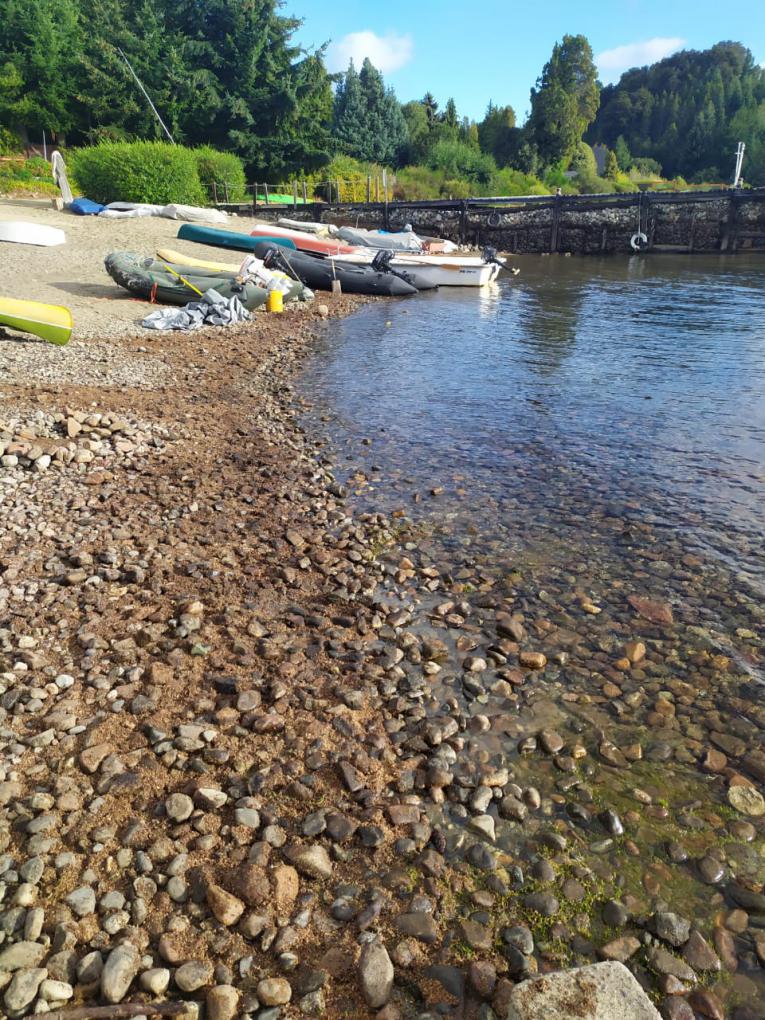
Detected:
[0,200,763,1020]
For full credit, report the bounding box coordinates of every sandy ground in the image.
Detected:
[0,197,261,339]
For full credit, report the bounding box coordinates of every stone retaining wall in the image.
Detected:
[223,188,765,255]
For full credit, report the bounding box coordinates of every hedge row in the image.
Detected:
[69,141,247,205]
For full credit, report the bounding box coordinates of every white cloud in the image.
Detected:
[597,37,686,81]
[326,30,414,75]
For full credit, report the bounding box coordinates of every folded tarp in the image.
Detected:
[99,203,228,224]
[70,198,105,216]
[335,226,423,251]
[141,288,250,330]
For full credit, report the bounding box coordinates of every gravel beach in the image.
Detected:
[0,199,763,1020]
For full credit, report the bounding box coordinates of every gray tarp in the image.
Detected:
[141,288,250,331]
[336,226,423,251]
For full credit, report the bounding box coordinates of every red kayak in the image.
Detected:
[250,224,356,256]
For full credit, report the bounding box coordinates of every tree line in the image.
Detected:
[2,0,764,190]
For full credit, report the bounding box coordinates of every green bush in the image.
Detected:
[302,154,389,202]
[0,156,59,196]
[0,127,23,156]
[70,141,205,205]
[490,167,549,196]
[392,165,443,200]
[194,146,247,203]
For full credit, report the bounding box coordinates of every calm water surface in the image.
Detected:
[306,254,765,595]
[300,254,765,1009]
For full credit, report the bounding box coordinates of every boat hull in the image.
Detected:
[0,221,66,247]
[333,254,502,288]
[177,224,296,254]
[250,224,356,255]
[0,296,72,344]
[253,243,417,297]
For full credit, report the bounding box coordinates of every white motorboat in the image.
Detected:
[332,251,504,288]
[0,221,66,247]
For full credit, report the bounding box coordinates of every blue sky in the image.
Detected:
[289,0,765,124]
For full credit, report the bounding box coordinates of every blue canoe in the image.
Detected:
[177,224,296,254]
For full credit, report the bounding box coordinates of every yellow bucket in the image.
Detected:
[267,290,284,313]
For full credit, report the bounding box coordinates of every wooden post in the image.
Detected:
[224,181,229,204]
[293,180,298,209]
[212,180,218,205]
[550,194,562,252]
[687,209,696,253]
[382,169,389,229]
[264,183,269,206]
[375,176,380,202]
[366,175,371,204]
[302,181,308,204]
[336,179,341,204]
[459,201,468,244]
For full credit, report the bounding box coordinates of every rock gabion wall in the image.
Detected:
[243,189,765,254]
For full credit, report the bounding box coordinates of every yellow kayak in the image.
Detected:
[157,247,293,283]
[0,296,72,345]
[157,247,241,273]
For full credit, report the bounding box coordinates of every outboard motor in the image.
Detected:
[371,250,395,273]
[482,245,501,265]
[371,249,417,288]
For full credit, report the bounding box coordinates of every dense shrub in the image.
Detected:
[427,139,496,188]
[303,154,387,202]
[0,156,59,196]
[392,165,443,200]
[0,127,23,156]
[194,146,247,202]
[490,167,549,196]
[70,141,205,205]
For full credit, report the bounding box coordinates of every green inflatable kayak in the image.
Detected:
[104,252,268,310]
[177,224,296,254]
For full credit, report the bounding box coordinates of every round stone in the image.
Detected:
[165,793,194,822]
[257,977,292,1006]
[728,786,765,817]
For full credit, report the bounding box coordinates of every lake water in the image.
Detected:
[300,254,765,1010]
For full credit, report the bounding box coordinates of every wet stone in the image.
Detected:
[682,931,721,972]
[654,912,691,947]
[599,936,641,962]
[646,946,697,983]
[698,856,725,884]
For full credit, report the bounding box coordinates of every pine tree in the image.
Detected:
[478,102,517,166]
[614,135,632,170]
[604,149,619,179]
[0,0,82,137]
[333,58,407,165]
[332,61,368,156]
[527,34,600,166]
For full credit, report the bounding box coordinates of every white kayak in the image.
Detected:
[332,252,503,288]
[0,221,66,247]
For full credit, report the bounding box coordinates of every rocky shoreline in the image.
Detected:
[0,295,763,1020]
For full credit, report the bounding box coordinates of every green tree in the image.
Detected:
[400,100,431,163]
[588,41,765,180]
[333,58,407,165]
[614,134,632,170]
[333,60,366,156]
[358,57,407,164]
[422,92,438,125]
[604,149,619,179]
[527,34,600,166]
[0,0,82,137]
[478,102,517,166]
